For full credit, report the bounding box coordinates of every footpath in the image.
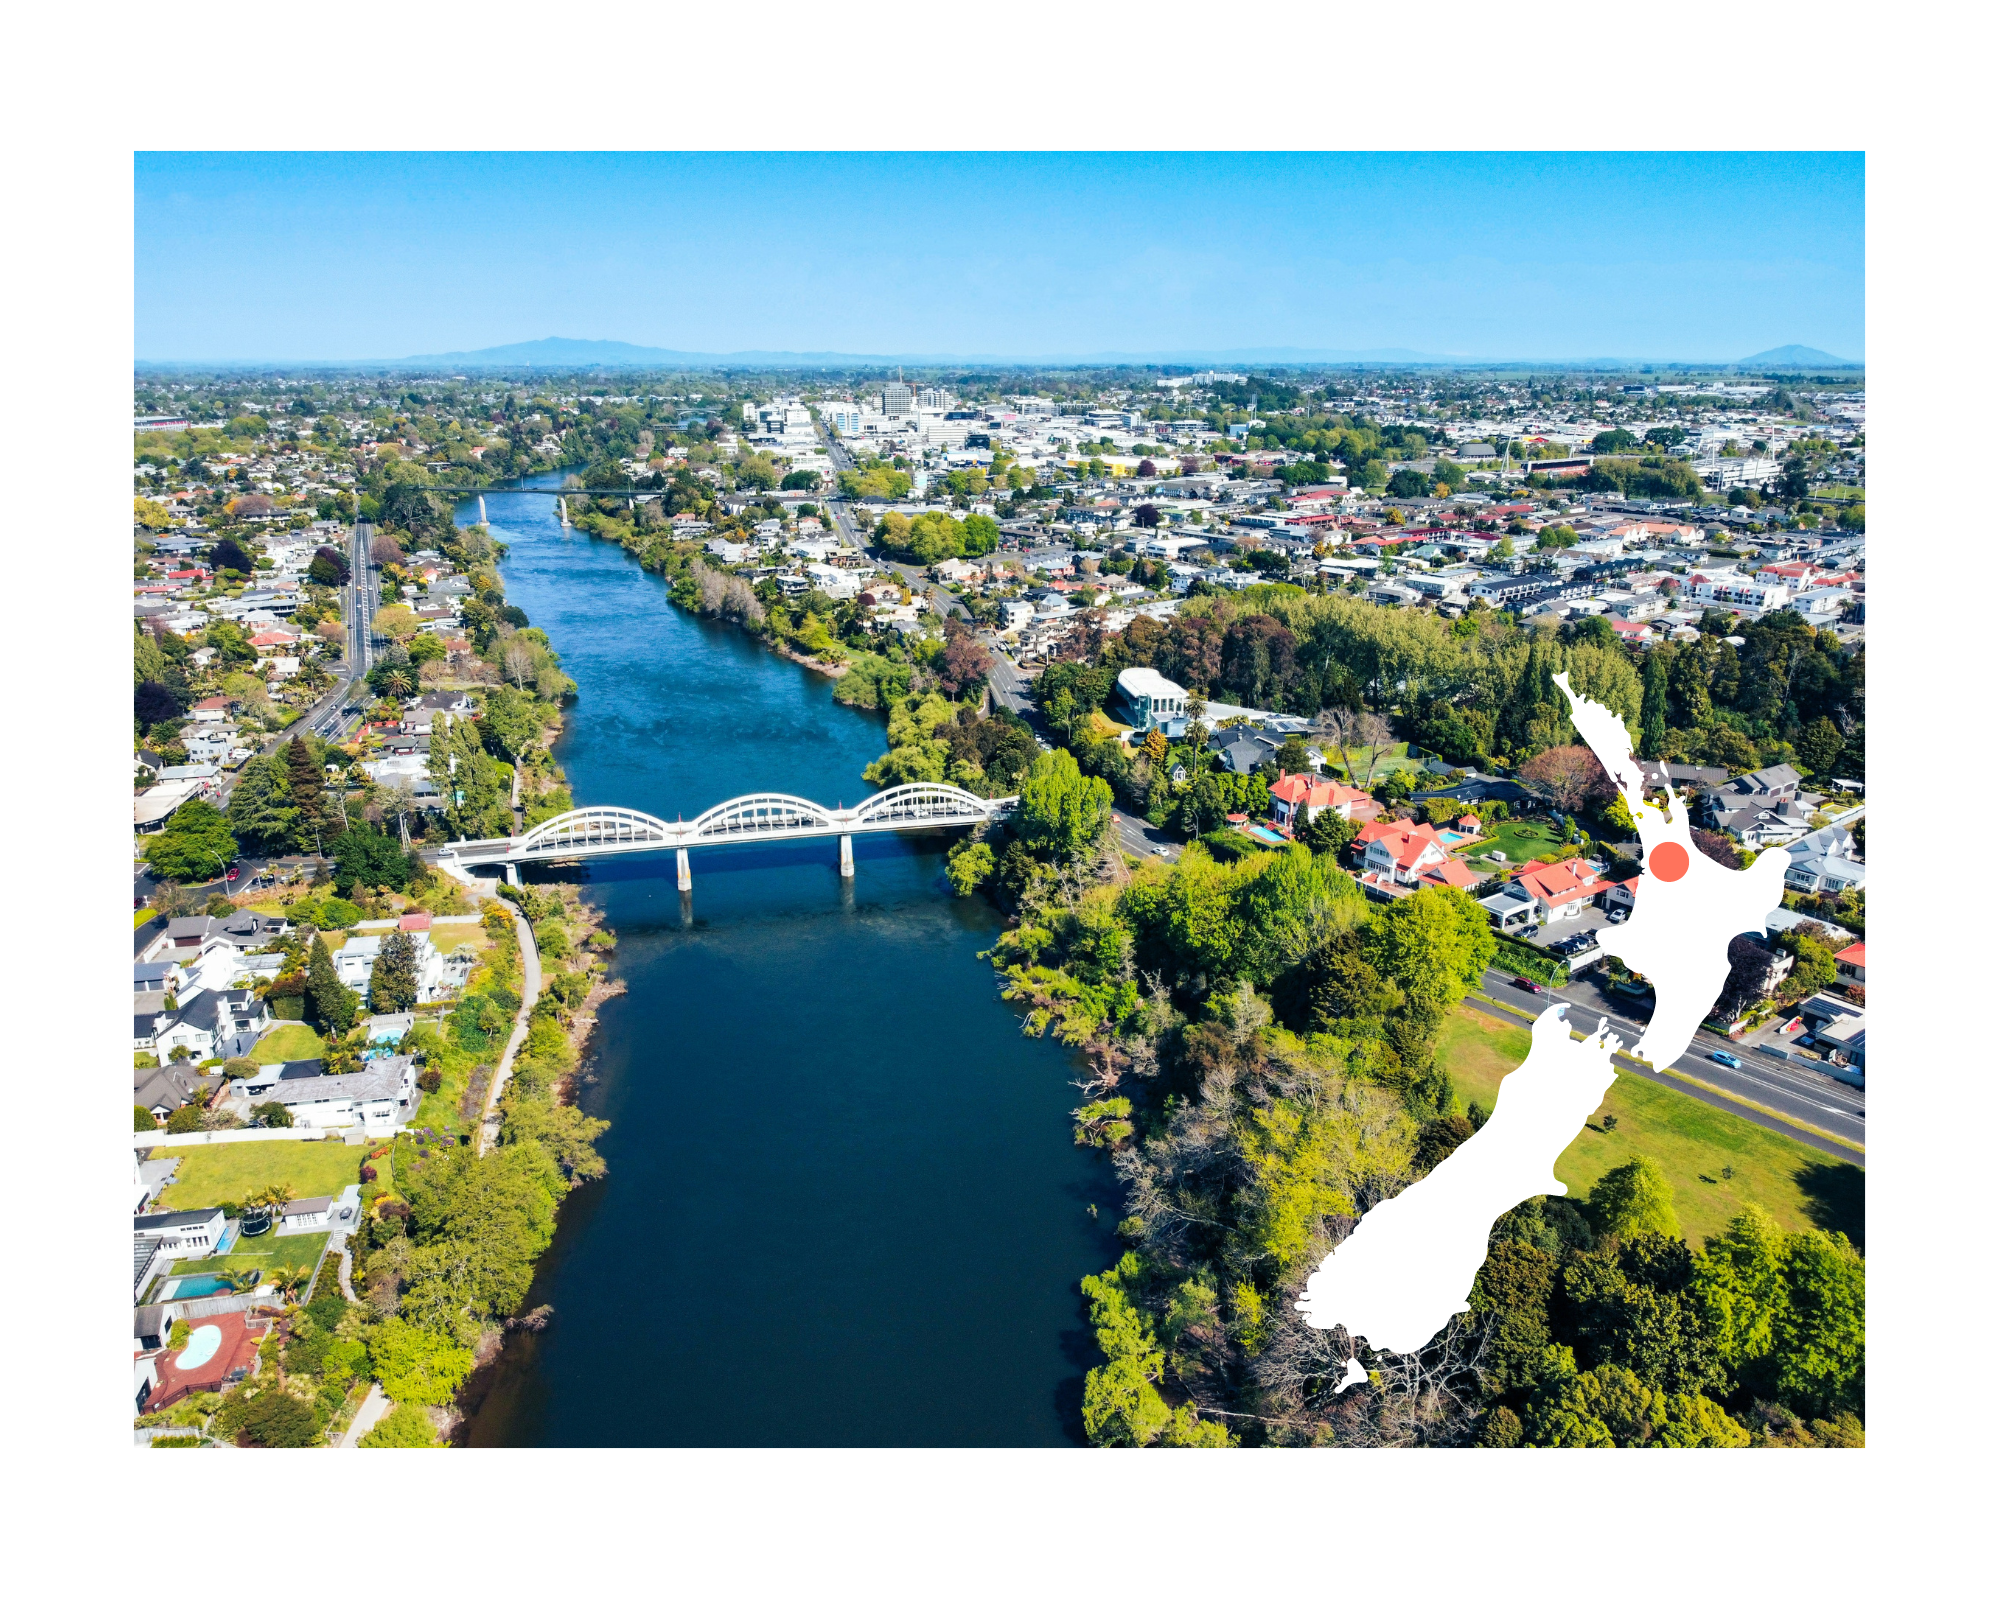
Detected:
[435,859,542,1155]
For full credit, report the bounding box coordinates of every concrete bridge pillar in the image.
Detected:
[677,847,692,891]
[504,862,520,887]
[839,833,854,878]
[477,495,488,525]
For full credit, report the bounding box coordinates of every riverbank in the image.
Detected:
[444,476,1119,1448]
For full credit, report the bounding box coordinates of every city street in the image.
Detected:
[1468,967,1865,1160]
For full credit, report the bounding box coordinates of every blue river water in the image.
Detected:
[451,480,1116,1446]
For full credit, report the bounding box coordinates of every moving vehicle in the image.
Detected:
[1152,846,1171,857]
[1710,1049,1744,1070]
[1512,977,1544,993]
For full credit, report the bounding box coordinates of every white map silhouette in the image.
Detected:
[1296,673,1789,1355]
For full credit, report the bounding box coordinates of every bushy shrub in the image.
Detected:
[417,1068,442,1093]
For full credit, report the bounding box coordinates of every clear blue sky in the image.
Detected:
[135,152,1863,363]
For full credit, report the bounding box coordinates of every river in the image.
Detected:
[449,479,1117,1446]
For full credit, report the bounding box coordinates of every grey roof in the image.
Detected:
[134,1299,173,1335]
[256,1054,412,1108]
[135,1207,225,1233]
[282,1195,335,1217]
[134,961,177,986]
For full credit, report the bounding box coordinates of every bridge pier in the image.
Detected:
[677,847,692,892]
[504,862,520,888]
[839,833,854,879]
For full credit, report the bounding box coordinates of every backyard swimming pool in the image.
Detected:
[163,1273,248,1301]
[175,1324,223,1370]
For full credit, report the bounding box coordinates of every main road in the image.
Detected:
[1466,968,1864,1161]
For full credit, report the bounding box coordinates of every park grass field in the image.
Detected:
[246,1024,323,1065]
[426,923,489,956]
[1439,1007,1863,1250]
[146,1140,365,1211]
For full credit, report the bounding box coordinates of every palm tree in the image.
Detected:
[267,1264,312,1304]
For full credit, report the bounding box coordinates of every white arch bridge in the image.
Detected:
[436,783,1016,889]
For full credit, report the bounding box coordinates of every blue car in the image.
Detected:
[1710,1050,1743,1070]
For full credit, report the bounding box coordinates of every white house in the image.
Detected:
[1113,667,1188,736]
[134,1207,228,1260]
[334,932,464,1005]
[232,1055,418,1131]
[150,987,270,1065]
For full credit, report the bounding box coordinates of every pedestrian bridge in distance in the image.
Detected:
[436,783,1016,886]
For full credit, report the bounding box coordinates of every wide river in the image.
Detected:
[452,480,1116,1446]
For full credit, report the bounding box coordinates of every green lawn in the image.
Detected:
[246,1024,324,1065]
[1439,1007,1863,1250]
[1471,819,1565,864]
[145,1141,364,1211]
[171,1230,325,1277]
[135,907,160,929]
[427,924,490,956]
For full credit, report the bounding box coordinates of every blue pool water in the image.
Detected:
[1248,826,1289,844]
[165,1274,233,1300]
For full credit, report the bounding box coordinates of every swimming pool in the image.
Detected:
[164,1274,238,1301]
[175,1324,223,1370]
[1246,826,1289,845]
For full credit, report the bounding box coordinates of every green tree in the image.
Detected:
[226,755,297,854]
[1364,887,1494,1011]
[358,1401,444,1448]
[1017,749,1114,863]
[1590,1157,1680,1239]
[1639,650,1668,760]
[368,930,419,1013]
[1793,716,1845,776]
[143,800,237,883]
[304,931,357,1034]
[283,736,334,848]
[365,1317,476,1406]
[945,839,995,896]
[1768,1229,1866,1419]
[134,1105,158,1132]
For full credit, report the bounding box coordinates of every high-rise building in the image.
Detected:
[882,381,913,417]
[918,386,949,410]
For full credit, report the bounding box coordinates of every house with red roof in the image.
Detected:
[1268,774,1378,835]
[1835,941,1866,988]
[1355,819,1451,886]
[1477,855,1605,931]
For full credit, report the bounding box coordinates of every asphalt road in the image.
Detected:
[815,423,972,622]
[1470,968,1865,1161]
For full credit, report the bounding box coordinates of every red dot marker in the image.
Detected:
[1649,841,1690,882]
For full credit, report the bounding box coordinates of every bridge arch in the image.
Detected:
[850,783,1001,827]
[516,806,675,855]
[687,792,836,840]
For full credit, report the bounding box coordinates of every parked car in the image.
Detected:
[1710,1050,1744,1070]
[1607,909,1628,923]
[1512,977,1544,994]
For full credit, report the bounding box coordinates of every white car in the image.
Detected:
[1152,846,1172,857]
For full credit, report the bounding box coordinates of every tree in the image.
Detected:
[369,930,419,1013]
[358,1401,444,1448]
[936,627,994,699]
[254,1100,294,1128]
[1388,468,1431,499]
[1590,1157,1680,1239]
[1639,650,1668,760]
[211,537,254,574]
[283,736,333,847]
[946,840,995,896]
[1517,745,1614,815]
[305,931,357,1034]
[1364,887,1495,1011]
[165,1103,204,1134]
[308,545,352,587]
[364,1318,475,1407]
[1017,749,1114,863]
[135,679,187,728]
[134,1105,158,1132]
[1793,716,1845,777]
[373,604,419,639]
[227,754,297,854]
[371,534,406,567]
[235,1387,319,1448]
[144,800,237,883]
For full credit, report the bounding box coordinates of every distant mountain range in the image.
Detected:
[137,335,1864,372]
[1730,345,1862,369]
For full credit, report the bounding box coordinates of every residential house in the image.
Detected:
[333,931,465,1004]
[1267,774,1377,834]
[227,1055,418,1130]
[1112,668,1188,737]
[1785,821,1866,894]
[148,987,269,1065]
[1211,725,1280,774]
[1479,856,1604,931]
[1355,819,1451,887]
[134,1207,228,1259]
[1835,941,1866,989]
[1799,991,1866,1072]
[134,1060,208,1123]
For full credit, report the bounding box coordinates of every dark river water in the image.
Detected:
[451,480,1115,1446]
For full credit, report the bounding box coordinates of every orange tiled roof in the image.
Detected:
[1516,857,1600,906]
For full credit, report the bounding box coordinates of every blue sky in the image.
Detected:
[135,152,1863,363]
